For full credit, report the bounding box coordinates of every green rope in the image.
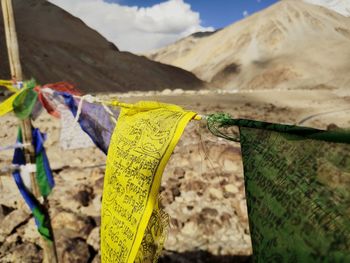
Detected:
[207,113,240,142]
[207,113,350,144]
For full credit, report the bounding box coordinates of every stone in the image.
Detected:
[201,207,219,217]
[4,232,20,244]
[0,209,30,242]
[0,204,15,220]
[171,186,181,198]
[173,167,186,179]
[184,180,206,193]
[181,221,198,236]
[173,89,184,95]
[0,177,24,209]
[208,188,223,199]
[239,200,249,222]
[224,184,239,194]
[19,218,41,244]
[161,89,172,95]
[220,212,231,224]
[80,194,102,218]
[87,227,100,251]
[74,185,94,207]
[91,254,101,263]
[0,242,43,263]
[61,238,90,263]
[327,123,339,130]
[51,211,95,239]
[223,159,237,172]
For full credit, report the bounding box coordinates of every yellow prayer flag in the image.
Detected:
[0,89,25,117]
[0,80,18,93]
[101,101,197,263]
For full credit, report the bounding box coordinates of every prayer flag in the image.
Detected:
[101,101,197,263]
[62,94,119,154]
[32,128,55,197]
[12,127,54,240]
[59,105,95,150]
[13,80,38,119]
[0,79,18,93]
[35,82,82,118]
[208,114,350,262]
[36,87,118,152]
[0,88,25,117]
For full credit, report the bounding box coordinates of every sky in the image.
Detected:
[49,0,279,53]
[108,0,279,29]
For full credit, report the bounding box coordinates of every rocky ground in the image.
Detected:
[0,88,349,262]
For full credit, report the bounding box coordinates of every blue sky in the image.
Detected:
[107,0,279,29]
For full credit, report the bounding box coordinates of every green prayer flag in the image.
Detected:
[32,128,55,197]
[13,80,38,119]
[208,115,350,262]
[32,206,52,241]
[13,128,54,241]
[35,153,52,197]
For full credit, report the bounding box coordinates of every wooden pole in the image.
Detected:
[1,1,58,262]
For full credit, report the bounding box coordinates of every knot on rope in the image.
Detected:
[207,113,240,142]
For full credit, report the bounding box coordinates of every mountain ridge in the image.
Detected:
[303,0,350,17]
[0,0,204,93]
[147,0,350,91]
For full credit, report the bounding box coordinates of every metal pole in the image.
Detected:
[1,1,58,262]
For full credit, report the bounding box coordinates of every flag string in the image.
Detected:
[39,88,204,121]
[0,142,30,151]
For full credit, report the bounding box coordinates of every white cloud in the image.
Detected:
[48,0,214,53]
[303,0,350,17]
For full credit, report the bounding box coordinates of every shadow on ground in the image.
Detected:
[159,251,252,263]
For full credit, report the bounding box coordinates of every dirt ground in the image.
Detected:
[0,88,349,262]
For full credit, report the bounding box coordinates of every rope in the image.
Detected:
[0,163,107,177]
[101,102,118,124]
[39,88,203,121]
[74,94,95,122]
[0,142,30,151]
[0,164,20,175]
[207,113,240,142]
[298,108,350,125]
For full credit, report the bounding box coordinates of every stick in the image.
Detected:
[1,1,58,262]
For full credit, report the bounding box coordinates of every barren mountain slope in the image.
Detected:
[303,0,350,17]
[148,0,350,90]
[147,30,219,68]
[0,0,204,93]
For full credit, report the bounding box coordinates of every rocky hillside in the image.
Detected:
[303,0,350,17]
[147,0,350,90]
[0,0,204,93]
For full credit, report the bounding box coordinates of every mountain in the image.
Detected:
[0,0,204,93]
[147,0,350,90]
[303,0,350,17]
